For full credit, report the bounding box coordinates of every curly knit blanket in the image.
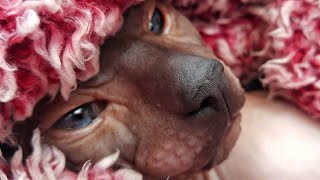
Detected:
[1,0,320,179]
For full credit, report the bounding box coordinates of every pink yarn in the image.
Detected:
[0,0,140,141]
[172,0,320,118]
[0,129,142,180]
[0,1,142,178]
[1,0,320,179]
[171,0,272,84]
[258,0,320,118]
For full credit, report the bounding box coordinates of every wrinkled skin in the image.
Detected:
[23,1,244,179]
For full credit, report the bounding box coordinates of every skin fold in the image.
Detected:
[15,0,320,180]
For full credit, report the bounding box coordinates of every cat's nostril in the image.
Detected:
[186,97,223,118]
[200,98,212,109]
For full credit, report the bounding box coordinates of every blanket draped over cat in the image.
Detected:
[0,0,319,179]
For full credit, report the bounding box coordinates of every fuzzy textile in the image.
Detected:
[1,129,142,180]
[172,0,320,119]
[1,0,320,179]
[0,0,140,141]
[0,0,142,179]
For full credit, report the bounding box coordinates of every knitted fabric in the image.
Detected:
[1,0,320,179]
[0,0,141,179]
[0,0,139,140]
[172,0,320,119]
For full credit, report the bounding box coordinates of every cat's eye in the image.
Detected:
[149,8,164,34]
[54,101,105,130]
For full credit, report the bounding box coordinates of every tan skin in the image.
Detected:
[215,92,320,179]
[16,0,320,180]
[192,92,320,180]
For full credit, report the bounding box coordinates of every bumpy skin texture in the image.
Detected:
[23,1,245,179]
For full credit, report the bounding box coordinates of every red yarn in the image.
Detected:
[2,129,142,180]
[0,1,143,179]
[0,0,140,141]
[258,0,320,118]
[171,0,272,84]
[172,0,320,119]
[2,0,320,178]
